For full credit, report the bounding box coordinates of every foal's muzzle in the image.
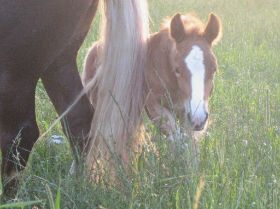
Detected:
[187,112,208,131]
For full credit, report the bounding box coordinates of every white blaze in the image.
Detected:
[184,45,206,120]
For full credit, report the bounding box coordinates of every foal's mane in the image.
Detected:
[161,13,205,37]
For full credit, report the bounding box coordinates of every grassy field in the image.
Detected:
[1,0,280,208]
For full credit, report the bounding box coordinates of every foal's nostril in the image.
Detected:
[187,113,191,122]
[192,113,208,131]
[194,124,203,131]
[205,112,209,121]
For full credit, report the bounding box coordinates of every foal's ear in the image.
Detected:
[203,13,222,45]
[170,13,186,43]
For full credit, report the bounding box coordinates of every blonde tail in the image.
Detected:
[86,0,149,170]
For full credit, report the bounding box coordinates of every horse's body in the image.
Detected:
[83,13,222,165]
[0,0,98,192]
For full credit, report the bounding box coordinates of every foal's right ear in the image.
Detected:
[170,13,186,43]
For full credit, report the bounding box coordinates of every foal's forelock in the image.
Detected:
[184,45,208,129]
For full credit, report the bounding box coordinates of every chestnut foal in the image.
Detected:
[83,13,222,166]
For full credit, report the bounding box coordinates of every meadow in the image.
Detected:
[1,0,279,208]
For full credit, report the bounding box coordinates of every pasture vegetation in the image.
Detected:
[1,0,279,208]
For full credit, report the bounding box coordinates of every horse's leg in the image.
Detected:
[41,1,97,173]
[0,72,39,194]
[145,95,177,140]
[41,52,93,169]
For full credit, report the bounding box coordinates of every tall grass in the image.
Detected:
[1,0,279,208]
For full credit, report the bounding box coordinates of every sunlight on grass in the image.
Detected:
[1,0,279,208]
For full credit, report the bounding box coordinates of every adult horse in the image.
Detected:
[0,0,148,193]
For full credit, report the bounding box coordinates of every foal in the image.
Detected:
[145,13,222,140]
[83,13,222,144]
[83,14,222,178]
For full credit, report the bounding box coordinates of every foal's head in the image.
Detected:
[167,13,222,131]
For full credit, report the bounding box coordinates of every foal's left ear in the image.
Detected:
[203,13,222,45]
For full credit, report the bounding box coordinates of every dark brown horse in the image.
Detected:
[0,0,98,193]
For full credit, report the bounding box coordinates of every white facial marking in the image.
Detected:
[184,45,206,122]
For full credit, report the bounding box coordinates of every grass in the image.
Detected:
[1,0,280,208]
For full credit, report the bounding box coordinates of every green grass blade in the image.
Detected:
[55,185,61,209]
[0,200,42,208]
[45,184,55,209]
[175,187,181,209]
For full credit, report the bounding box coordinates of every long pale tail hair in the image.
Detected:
[85,0,149,170]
